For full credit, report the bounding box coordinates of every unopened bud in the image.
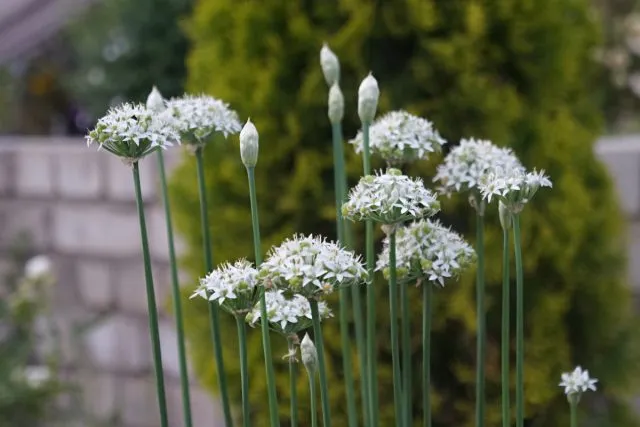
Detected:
[320,43,340,86]
[146,86,165,113]
[358,72,379,123]
[499,201,512,230]
[328,83,344,124]
[301,333,318,375]
[239,118,259,167]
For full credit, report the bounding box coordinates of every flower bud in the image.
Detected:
[328,83,344,124]
[358,72,379,123]
[301,333,318,375]
[239,118,259,167]
[146,86,165,113]
[499,201,512,230]
[320,43,340,86]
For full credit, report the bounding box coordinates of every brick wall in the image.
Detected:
[0,138,221,427]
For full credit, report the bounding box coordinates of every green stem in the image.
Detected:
[287,336,299,427]
[310,300,332,427]
[246,166,281,427]
[422,283,432,427]
[331,122,359,427]
[388,230,403,425]
[236,316,250,427]
[194,147,233,427]
[156,150,193,427]
[308,367,318,427]
[401,279,412,426]
[132,162,168,427]
[501,227,511,427]
[570,402,577,427]
[362,121,379,427]
[514,214,524,427]
[476,211,486,427]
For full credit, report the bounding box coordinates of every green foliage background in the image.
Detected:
[168,1,640,426]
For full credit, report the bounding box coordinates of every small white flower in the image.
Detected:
[358,73,380,123]
[377,219,475,286]
[260,235,367,299]
[433,138,523,196]
[86,103,178,161]
[191,259,259,315]
[350,110,446,166]
[146,86,166,113]
[478,167,552,210]
[24,255,52,281]
[23,365,51,388]
[559,366,598,396]
[166,94,241,144]
[239,118,259,167]
[342,168,440,224]
[320,43,340,86]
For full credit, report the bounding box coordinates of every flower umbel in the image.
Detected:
[191,259,259,315]
[259,235,367,299]
[559,366,598,396]
[350,110,447,166]
[342,168,440,225]
[377,219,475,285]
[479,167,552,211]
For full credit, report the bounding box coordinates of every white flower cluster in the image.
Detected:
[377,219,475,286]
[342,168,440,224]
[433,138,523,196]
[559,366,598,396]
[86,103,179,161]
[246,290,333,335]
[166,94,242,144]
[479,168,552,210]
[191,259,259,315]
[350,110,447,165]
[259,235,367,298]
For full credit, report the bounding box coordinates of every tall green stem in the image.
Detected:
[156,150,193,427]
[310,300,332,427]
[388,230,403,425]
[422,283,432,427]
[246,166,281,427]
[501,227,511,427]
[132,161,168,427]
[513,214,524,427]
[287,336,299,427]
[570,402,577,427]
[236,316,250,427]
[331,122,358,427]
[308,366,318,427]
[362,121,379,427]
[401,279,412,426]
[475,210,486,427]
[194,147,233,427]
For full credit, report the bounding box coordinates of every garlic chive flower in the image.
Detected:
[259,235,367,299]
[246,290,333,335]
[559,366,598,396]
[358,72,380,123]
[350,110,447,166]
[478,167,552,212]
[166,94,241,145]
[320,43,340,86]
[342,168,440,225]
[377,219,475,286]
[191,259,259,316]
[86,102,178,163]
[433,138,523,196]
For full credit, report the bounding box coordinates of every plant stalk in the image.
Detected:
[246,166,281,427]
[570,401,577,427]
[308,366,318,427]
[401,278,412,426]
[287,336,299,427]
[236,316,250,427]
[475,210,486,427]
[514,214,524,427]
[388,230,403,425]
[132,161,169,427]
[501,227,511,427]
[422,282,433,427]
[194,147,233,427]
[310,299,332,427]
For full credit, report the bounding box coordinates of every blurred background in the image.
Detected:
[2,0,640,426]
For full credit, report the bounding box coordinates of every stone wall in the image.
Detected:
[0,138,221,427]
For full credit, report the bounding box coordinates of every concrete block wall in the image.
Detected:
[0,138,221,427]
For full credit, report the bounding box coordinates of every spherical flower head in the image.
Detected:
[86,103,178,163]
[259,234,367,299]
[166,94,241,145]
[191,259,259,315]
[246,290,333,335]
[559,366,598,400]
[433,138,523,196]
[301,333,318,375]
[342,168,440,225]
[320,43,340,86]
[146,86,166,113]
[358,73,380,123]
[377,219,475,286]
[239,118,259,167]
[328,83,344,124]
[350,110,447,166]
[479,167,552,212]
